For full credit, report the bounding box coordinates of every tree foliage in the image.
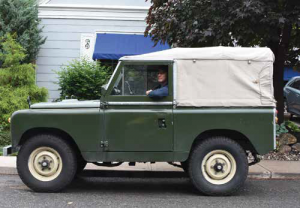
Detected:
[0,0,46,63]
[145,0,300,122]
[56,59,111,100]
[0,34,48,130]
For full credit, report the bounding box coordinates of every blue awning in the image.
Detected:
[92,33,170,60]
[284,67,300,81]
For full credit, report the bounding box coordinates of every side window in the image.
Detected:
[111,64,169,96]
[290,80,300,90]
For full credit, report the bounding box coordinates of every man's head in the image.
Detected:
[157,68,168,84]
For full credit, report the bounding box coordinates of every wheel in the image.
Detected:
[17,134,77,192]
[188,137,248,196]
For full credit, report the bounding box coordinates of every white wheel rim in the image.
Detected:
[201,150,236,185]
[28,147,63,182]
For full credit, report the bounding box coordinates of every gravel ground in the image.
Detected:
[263,113,300,161]
[262,150,300,161]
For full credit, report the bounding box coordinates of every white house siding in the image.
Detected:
[37,1,150,101]
[47,0,151,7]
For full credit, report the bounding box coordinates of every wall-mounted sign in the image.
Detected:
[80,34,95,61]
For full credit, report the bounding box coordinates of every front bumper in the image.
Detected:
[2,145,12,156]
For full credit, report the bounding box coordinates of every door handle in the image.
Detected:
[158,118,167,128]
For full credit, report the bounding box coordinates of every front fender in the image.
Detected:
[11,109,104,152]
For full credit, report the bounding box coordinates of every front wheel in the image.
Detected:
[189,137,248,196]
[17,134,77,192]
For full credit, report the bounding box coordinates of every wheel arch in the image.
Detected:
[18,127,83,159]
[189,129,257,157]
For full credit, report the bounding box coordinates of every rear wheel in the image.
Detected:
[17,134,77,192]
[189,137,248,196]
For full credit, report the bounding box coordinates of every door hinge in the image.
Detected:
[100,141,109,148]
[100,101,108,109]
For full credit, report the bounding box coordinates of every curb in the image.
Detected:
[0,167,18,175]
[247,172,272,179]
[271,173,300,180]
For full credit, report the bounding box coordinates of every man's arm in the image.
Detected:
[148,85,168,98]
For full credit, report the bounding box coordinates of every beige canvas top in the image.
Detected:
[121,47,276,107]
[120,47,275,62]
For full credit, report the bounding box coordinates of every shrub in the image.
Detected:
[285,121,300,133]
[56,59,111,100]
[0,0,46,63]
[0,34,48,130]
[0,125,10,146]
[276,123,289,137]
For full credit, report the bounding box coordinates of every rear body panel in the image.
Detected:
[173,108,275,155]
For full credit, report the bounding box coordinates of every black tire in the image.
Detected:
[188,137,248,196]
[17,134,77,192]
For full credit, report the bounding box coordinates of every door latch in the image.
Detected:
[158,118,167,128]
[100,141,109,147]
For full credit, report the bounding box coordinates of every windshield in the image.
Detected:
[105,61,121,90]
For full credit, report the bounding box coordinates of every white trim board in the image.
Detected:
[39,4,150,10]
[38,4,149,20]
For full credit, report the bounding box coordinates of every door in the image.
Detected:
[104,63,174,152]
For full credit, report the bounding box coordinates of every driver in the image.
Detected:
[146,68,168,98]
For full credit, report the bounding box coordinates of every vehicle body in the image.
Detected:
[10,47,276,195]
[284,76,300,116]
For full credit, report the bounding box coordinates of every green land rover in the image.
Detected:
[9,47,276,196]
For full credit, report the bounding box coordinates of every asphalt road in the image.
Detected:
[0,172,299,208]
